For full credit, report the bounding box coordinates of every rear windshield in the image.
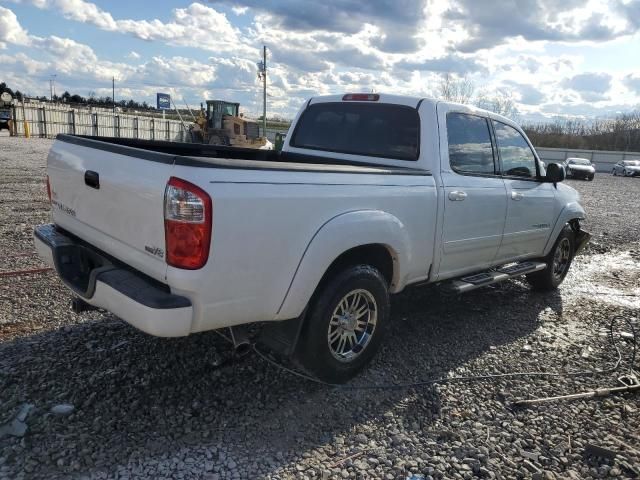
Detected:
[624,160,640,166]
[290,102,420,161]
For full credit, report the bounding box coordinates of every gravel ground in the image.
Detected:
[1,136,639,480]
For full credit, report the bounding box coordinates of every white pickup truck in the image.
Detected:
[35,93,590,382]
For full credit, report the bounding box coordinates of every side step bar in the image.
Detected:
[449,261,546,293]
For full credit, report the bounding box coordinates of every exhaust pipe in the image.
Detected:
[229,326,252,357]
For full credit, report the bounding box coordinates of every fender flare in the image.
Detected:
[543,201,585,256]
[275,210,412,320]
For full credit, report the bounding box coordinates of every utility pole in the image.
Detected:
[112,76,115,114]
[262,45,267,137]
[49,74,56,101]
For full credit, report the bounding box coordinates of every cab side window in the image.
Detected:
[493,121,537,178]
[446,113,495,175]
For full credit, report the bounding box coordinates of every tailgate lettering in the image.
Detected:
[51,200,76,217]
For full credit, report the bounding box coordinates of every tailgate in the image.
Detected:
[47,137,173,282]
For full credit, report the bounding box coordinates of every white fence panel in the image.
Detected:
[9,102,191,143]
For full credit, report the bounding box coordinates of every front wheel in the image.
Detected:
[295,265,390,383]
[612,169,617,176]
[526,226,575,291]
[623,169,629,177]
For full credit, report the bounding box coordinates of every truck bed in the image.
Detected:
[57,135,430,175]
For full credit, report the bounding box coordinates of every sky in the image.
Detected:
[1,0,639,121]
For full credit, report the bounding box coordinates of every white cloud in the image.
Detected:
[0,6,30,47]
[19,0,255,55]
[2,1,640,120]
[29,35,132,81]
[561,72,613,102]
[0,7,267,113]
[50,0,117,29]
[624,74,640,95]
[232,6,249,15]
[136,56,216,88]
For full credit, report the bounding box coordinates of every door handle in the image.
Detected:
[511,191,524,201]
[448,190,467,201]
[84,170,100,189]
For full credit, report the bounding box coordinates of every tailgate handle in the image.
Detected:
[84,170,100,189]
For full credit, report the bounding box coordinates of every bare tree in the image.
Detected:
[523,110,640,151]
[437,73,475,104]
[475,89,518,119]
[437,74,519,118]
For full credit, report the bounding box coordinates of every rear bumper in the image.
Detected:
[34,224,193,337]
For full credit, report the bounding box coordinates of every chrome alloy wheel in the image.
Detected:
[327,289,378,362]
[552,237,571,280]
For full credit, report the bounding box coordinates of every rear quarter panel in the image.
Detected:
[166,165,437,332]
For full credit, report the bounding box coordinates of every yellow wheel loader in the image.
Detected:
[190,100,271,149]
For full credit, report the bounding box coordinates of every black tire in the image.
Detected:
[612,169,617,176]
[526,226,575,291]
[588,175,594,181]
[295,265,390,383]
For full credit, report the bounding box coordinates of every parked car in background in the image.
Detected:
[0,110,11,131]
[563,157,595,181]
[611,160,640,177]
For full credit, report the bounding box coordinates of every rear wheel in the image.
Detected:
[526,226,574,291]
[295,265,390,383]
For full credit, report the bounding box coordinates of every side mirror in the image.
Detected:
[544,162,565,185]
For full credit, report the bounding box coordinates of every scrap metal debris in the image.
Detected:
[0,403,34,438]
[584,443,617,461]
[50,403,75,416]
[513,383,640,408]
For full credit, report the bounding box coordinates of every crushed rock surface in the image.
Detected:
[1,137,639,479]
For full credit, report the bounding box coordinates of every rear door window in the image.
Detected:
[446,113,496,175]
[290,102,420,161]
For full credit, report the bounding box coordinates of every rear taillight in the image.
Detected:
[164,177,212,269]
[342,93,380,101]
[46,175,51,203]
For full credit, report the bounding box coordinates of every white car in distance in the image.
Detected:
[611,160,640,177]
[563,157,596,181]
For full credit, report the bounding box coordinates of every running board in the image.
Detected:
[449,261,547,293]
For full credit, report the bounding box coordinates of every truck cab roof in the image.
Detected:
[307,93,521,129]
[285,93,524,170]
